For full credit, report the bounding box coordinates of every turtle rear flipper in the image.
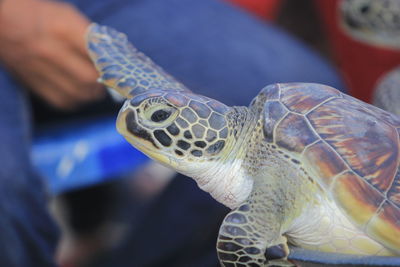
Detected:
[86,23,190,99]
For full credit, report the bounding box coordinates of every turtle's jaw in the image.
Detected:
[123,133,178,168]
[116,106,180,169]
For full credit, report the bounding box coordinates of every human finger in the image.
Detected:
[17,68,78,109]
[31,39,105,101]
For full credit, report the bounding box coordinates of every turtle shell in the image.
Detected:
[260,83,400,253]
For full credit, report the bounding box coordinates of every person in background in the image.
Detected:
[0,0,344,266]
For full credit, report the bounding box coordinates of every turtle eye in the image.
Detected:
[151,109,172,122]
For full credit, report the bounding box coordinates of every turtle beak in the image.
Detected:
[116,105,179,168]
[116,105,158,150]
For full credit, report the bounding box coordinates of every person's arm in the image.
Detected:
[0,0,104,109]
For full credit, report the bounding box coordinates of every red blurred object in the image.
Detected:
[315,0,400,103]
[227,0,282,20]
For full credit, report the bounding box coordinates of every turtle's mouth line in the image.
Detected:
[117,108,176,166]
[122,133,178,168]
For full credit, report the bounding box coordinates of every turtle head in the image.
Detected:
[88,24,254,207]
[117,90,234,172]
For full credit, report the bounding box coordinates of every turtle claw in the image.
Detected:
[265,243,294,267]
[265,243,289,261]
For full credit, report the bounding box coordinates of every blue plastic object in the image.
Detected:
[32,117,149,194]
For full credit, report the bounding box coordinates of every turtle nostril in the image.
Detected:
[151,109,171,122]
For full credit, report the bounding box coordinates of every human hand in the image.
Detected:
[0,0,105,109]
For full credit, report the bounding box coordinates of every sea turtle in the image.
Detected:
[86,24,400,266]
[339,0,400,49]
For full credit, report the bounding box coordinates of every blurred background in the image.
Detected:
[0,0,399,266]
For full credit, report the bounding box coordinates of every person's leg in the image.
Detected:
[0,67,59,267]
[73,0,345,106]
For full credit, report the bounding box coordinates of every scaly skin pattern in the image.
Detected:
[86,24,400,266]
[339,0,400,49]
[86,24,189,98]
[116,90,255,209]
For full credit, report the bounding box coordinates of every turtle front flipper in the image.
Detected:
[217,202,294,267]
[86,23,190,99]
